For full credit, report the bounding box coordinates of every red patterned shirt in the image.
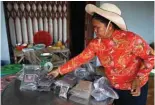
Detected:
[58,30,154,90]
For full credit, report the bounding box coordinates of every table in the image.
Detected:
[14,49,24,63]
[14,48,70,67]
[1,79,113,105]
[45,47,70,64]
[34,48,70,67]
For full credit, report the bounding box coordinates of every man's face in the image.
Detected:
[92,19,109,39]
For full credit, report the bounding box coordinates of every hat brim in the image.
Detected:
[85,4,127,31]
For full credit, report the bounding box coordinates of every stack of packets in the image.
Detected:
[54,73,78,98]
[37,72,55,91]
[19,65,41,91]
[69,80,92,105]
[18,64,55,92]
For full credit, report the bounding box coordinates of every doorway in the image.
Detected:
[69,1,86,58]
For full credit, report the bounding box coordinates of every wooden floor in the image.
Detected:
[146,76,154,105]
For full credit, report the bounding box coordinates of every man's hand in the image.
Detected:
[47,69,60,78]
[131,78,141,96]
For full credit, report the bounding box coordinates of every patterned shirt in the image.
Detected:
[58,30,154,90]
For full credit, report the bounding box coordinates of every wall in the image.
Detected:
[97,1,154,43]
[1,1,10,65]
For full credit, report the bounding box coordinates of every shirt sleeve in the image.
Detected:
[58,41,96,75]
[132,35,154,80]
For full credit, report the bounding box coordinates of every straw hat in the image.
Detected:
[85,3,127,30]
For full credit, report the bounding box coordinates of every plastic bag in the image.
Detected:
[54,73,77,88]
[90,97,114,105]
[69,95,89,105]
[85,63,95,73]
[74,63,97,81]
[91,77,119,101]
[93,77,110,89]
[74,68,90,79]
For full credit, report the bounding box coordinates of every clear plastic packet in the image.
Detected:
[18,64,55,91]
[69,95,89,105]
[20,74,38,91]
[59,85,70,99]
[37,75,55,91]
[38,76,53,86]
[23,64,41,70]
[54,73,78,98]
[19,65,41,91]
[69,80,92,99]
[54,73,78,88]
[16,64,41,81]
[37,86,51,91]
[53,85,61,96]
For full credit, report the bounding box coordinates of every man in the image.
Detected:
[48,3,154,105]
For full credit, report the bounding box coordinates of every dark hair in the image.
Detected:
[92,13,120,30]
[150,42,154,50]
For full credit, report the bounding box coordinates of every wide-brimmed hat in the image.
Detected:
[85,3,127,30]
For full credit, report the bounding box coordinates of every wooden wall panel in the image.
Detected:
[4,1,69,47]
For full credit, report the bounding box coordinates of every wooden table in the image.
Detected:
[14,49,24,64]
